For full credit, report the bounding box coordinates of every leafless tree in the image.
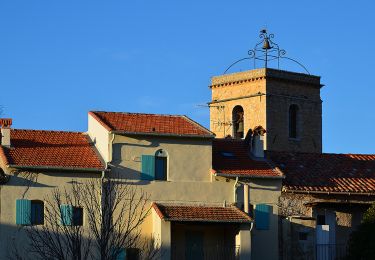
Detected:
[82,177,152,260]
[10,176,159,260]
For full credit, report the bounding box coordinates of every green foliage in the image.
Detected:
[362,203,375,224]
[346,203,375,260]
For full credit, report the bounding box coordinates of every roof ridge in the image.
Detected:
[181,115,214,136]
[90,110,187,118]
[268,151,375,156]
[11,129,84,134]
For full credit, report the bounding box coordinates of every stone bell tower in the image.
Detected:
[209,30,323,153]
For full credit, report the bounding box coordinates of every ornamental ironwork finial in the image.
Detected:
[224,29,309,74]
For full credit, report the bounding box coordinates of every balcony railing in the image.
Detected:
[172,245,240,260]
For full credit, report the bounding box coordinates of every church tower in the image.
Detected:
[209,30,323,153]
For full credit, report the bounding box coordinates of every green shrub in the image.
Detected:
[346,203,375,260]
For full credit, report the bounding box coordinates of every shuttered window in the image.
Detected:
[60,205,83,226]
[141,155,155,180]
[60,205,73,226]
[112,248,126,260]
[117,248,126,260]
[255,204,271,230]
[31,200,44,225]
[155,157,167,180]
[16,199,31,225]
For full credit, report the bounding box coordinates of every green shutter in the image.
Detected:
[16,199,31,225]
[117,248,126,260]
[141,155,155,180]
[60,205,73,226]
[255,204,271,230]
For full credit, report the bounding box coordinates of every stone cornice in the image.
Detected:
[209,68,322,88]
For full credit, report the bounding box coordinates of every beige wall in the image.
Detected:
[87,113,111,162]
[111,134,213,182]
[236,177,282,260]
[0,167,101,259]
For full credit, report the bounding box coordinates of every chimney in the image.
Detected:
[251,125,266,158]
[252,135,264,158]
[0,118,12,147]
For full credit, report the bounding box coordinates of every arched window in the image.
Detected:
[289,105,299,138]
[232,105,244,139]
[155,149,168,181]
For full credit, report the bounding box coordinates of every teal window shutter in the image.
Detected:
[16,199,31,225]
[141,155,155,180]
[117,248,126,260]
[255,204,271,230]
[60,205,73,226]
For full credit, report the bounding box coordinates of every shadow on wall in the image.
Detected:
[281,217,317,260]
[5,174,54,188]
[0,222,161,260]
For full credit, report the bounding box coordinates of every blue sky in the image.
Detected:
[0,1,374,154]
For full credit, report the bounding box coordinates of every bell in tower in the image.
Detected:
[209,30,323,153]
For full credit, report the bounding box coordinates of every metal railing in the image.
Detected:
[172,246,240,260]
[316,244,347,260]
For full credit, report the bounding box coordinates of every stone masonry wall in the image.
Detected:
[209,68,322,153]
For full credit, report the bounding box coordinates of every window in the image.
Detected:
[31,200,44,225]
[112,248,126,260]
[127,248,140,260]
[155,149,168,181]
[16,199,44,225]
[289,104,299,138]
[73,207,83,226]
[232,105,244,139]
[60,205,83,226]
[141,150,168,181]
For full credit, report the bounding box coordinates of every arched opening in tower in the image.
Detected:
[232,105,244,139]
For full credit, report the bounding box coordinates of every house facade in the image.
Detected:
[87,111,254,259]
[0,126,105,258]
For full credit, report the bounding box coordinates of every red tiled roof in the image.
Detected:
[268,151,375,194]
[0,129,104,171]
[89,111,214,137]
[152,203,252,223]
[212,139,282,177]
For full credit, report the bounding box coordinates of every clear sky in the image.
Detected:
[0,1,374,154]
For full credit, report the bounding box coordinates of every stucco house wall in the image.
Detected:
[235,178,282,260]
[0,166,101,259]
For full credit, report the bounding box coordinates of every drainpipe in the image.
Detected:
[233,177,239,204]
[107,133,115,167]
[244,184,249,214]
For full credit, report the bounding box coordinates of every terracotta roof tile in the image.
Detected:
[89,111,214,137]
[268,151,375,194]
[0,129,104,171]
[212,139,281,177]
[152,203,252,223]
